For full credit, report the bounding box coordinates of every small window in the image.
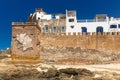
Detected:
[52,26,57,33]
[38,17,40,20]
[118,24,120,28]
[69,19,74,22]
[52,14,56,19]
[110,25,117,28]
[96,27,103,33]
[70,25,74,29]
[44,25,49,33]
[61,26,65,32]
[81,27,87,33]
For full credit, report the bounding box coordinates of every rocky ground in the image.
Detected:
[0,62,120,80]
[0,48,120,80]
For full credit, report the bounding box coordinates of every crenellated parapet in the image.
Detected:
[41,32,120,36]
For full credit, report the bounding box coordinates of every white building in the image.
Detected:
[66,10,120,35]
[29,8,120,35]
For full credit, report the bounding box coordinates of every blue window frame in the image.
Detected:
[52,26,57,33]
[44,25,49,33]
[52,14,56,19]
[81,27,87,33]
[96,27,103,33]
[110,25,117,28]
[61,26,65,32]
[118,24,120,28]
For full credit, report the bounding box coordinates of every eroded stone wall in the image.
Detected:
[39,32,120,64]
[40,32,120,53]
[12,22,41,60]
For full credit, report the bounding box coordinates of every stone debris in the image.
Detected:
[0,66,119,80]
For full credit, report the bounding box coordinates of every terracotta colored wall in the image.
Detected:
[12,22,41,60]
[40,32,120,53]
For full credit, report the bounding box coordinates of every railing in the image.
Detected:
[77,19,107,23]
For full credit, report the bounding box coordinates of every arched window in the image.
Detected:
[61,26,65,33]
[81,27,87,33]
[52,26,57,33]
[96,26,103,33]
[44,25,49,33]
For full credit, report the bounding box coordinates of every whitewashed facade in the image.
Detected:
[32,8,120,35]
[66,10,120,35]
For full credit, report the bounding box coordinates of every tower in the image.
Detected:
[66,10,77,35]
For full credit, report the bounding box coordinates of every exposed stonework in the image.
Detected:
[12,22,41,60]
[40,32,120,53]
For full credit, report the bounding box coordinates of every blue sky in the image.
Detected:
[0,0,120,50]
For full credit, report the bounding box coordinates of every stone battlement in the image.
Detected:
[42,32,120,36]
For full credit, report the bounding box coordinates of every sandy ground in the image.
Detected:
[0,58,120,74]
[53,64,120,74]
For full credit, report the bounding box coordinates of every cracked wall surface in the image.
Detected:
[12,22,41,60]
[16,33,33,51]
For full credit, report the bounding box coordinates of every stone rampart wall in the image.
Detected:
[40,32,120,53]
[12,22,120,62]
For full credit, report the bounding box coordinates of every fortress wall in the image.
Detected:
[12,22,120,62]
[40,32,120,53]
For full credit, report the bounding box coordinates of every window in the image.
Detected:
[69,19,74,22]
[52,26,57,33]
[118,24,120,28]
[61,26,65,32]
[110,25,117,28]
[44,25,49,33]
[70,25,74,29]
[96,27,103,33]
[81,27,87,33]
[38,17,40,20]
[52,14,56,19]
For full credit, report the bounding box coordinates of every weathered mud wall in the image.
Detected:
[40,32,120,53]
[12,22,41,60]
[39,32,120,64]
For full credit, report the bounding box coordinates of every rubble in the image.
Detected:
[0,66,119,80]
